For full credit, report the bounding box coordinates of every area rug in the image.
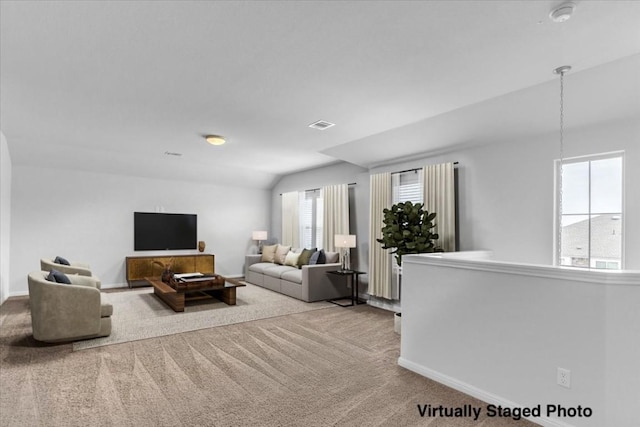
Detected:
[73,282,335,351]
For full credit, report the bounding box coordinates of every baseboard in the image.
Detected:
[366,296,399,313]
[102,282,128,290]
[397,357,575,427]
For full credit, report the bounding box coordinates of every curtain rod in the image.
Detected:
[279,182,357,196]
[392,161,459,175]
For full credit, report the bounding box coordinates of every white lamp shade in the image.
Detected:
[334,234,356,248]
[252,231,268,241]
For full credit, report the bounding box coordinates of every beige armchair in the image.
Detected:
[40,258,101,289]
[28,271,112,343]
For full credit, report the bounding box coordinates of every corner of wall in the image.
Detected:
[0,131,12,306]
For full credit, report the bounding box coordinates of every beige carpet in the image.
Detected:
[73,282,335,350]
[0,295,537,427]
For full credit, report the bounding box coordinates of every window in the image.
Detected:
[557,153,623,269]
[299,190,323,249]
[392,169,423,204]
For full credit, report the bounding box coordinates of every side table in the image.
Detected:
[326,270,366,307]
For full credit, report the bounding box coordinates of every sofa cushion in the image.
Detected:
[281,269,303,284]
[325,251,340,264]
[249,262,282,274]
[309,250,326,265]
[264,265,296,279]
[46,269,72,284]
[297,248,317,268]
[284,251,300,267]
[54,256,70,266]
[274,245,291,265]
[261,244,277,262]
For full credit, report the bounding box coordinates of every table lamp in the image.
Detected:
[334,234,356,271]
[252,231,268,253]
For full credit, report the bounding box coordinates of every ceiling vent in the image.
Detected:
[308,120,335,130]
[164,151,182,157]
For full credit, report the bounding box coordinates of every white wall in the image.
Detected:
[400,253,640,427]
[0,132,12,305]
[9,166,271,295]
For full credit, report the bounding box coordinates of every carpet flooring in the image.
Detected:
[74,283,335,350]
[0,294,536,427]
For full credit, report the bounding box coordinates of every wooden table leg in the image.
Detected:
[154,287,185,312]
[220,287,237,305]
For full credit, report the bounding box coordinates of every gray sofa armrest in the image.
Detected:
[245,254,263,277]
[28,280,102,342]
[302,263,350,302]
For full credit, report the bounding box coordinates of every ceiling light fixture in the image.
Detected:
[549,2,576,23]
[205,135,226,145]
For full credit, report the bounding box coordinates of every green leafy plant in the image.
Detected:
[376,201,441,266]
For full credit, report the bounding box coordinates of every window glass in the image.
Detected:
[561,161,589,214]
[591,157,622,213]
[557,153,623,269]
[299,190,323,249]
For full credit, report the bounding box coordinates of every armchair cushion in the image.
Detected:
[46,269,71,284]
[54,256,70,265]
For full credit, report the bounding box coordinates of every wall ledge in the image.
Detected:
[404,254,640,286]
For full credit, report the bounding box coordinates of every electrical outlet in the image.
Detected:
[557,367,571,388]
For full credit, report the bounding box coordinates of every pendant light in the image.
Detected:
[554,65,571,266]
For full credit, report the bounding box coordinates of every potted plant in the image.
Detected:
[377,201,441,335]
[376,201,441,267]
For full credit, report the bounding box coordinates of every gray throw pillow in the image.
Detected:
[297,248,317,268]
[54,256,70,265]
[309,250,326,265]
[46,269,72,284]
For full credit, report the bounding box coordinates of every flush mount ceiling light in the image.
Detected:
[205,135,226,145]
[549,2,576,23]
[308,120,335,130]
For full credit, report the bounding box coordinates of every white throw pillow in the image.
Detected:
[284,251,301,267]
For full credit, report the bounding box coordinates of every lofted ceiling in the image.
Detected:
[1,1,639,189]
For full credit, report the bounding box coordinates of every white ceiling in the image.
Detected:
[2,1,639,189]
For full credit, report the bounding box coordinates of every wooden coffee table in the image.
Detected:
[145,276,246,312]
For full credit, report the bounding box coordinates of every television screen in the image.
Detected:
[134,212,197,251]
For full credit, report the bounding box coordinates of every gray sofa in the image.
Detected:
[245,253,350,302]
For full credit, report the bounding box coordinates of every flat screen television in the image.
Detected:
[134,212,197,251]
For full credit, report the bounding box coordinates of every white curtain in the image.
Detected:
[423,162,456,252]
[368,172,393,299]
[322,184,349,252]
[282,191,300,247]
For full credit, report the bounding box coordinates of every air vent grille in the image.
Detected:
[308,120,335,130]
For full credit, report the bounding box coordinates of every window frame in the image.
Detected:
[554,151,625,269]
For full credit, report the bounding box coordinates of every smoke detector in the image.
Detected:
[549,2,576,23]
